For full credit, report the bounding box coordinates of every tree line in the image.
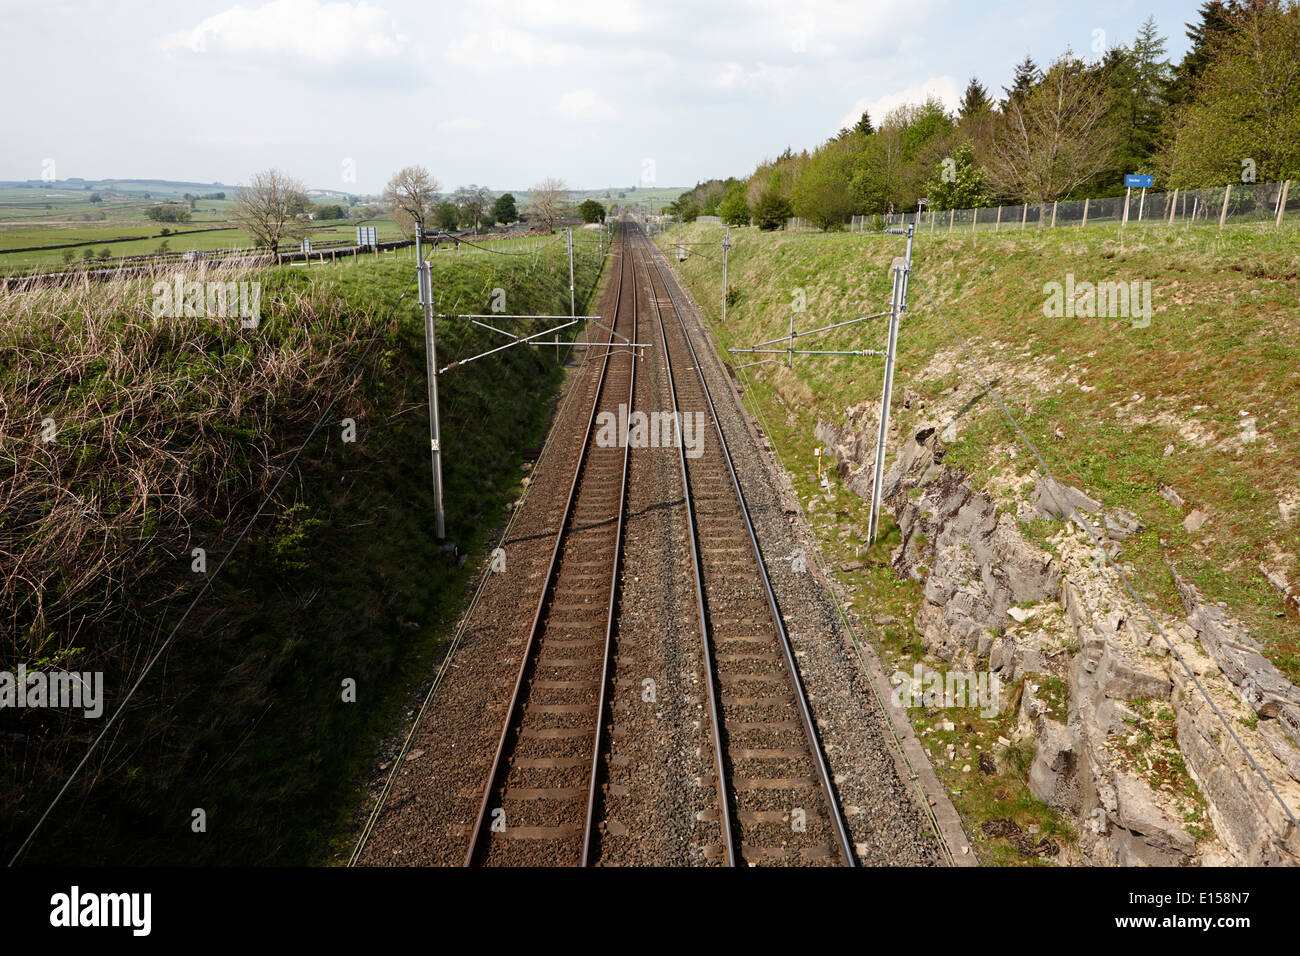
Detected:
[672,2,1300,230]
[224,167,612,263]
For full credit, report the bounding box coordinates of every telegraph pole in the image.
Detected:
[567,228,575,318]
[867,224,913,545]
[415,227,446,540]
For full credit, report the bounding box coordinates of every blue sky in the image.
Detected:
[1,0,1200,194]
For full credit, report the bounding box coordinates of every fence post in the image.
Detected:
[1168,188,1178,224]
[1021,203,1028,230]
[1081,197,1089,228]
[972,207,978,232]
[949,209,954,233]
[1276,181,1291,228]
[1051,201,1058,228]
[1122,188,1131,227]
[995,205,1002,232]
[1219,184,1231,229]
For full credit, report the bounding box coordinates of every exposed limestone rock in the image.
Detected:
[1159,483,1186,509]
[1174,569,1300,734]
[1028,718,1082,812]
[815,411,1300,867]
[1109,774,1197,866]
[1031,478,1102,520]
[1175,674,1300,866]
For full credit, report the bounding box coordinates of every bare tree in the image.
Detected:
[383,165,439,237]
[528,177,570,232]
[452,184,492,234]
[232,169,310,263]
[986,54,1117,203]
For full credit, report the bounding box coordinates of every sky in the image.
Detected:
[1,0,1200,195]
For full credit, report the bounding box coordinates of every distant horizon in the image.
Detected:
[0,175,694,199]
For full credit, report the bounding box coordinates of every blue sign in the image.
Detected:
[1125,174,1154,188]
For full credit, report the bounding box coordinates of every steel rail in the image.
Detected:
[638,236,737,867]
[580,231,638,867]
[463,224,633,866]
[641,228,857,867]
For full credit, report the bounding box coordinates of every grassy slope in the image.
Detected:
[2,240,604,864]
[658,219,1299,862]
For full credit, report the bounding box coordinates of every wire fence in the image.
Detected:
[832,180,1295,235]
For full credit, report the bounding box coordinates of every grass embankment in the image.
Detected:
[1,238,604,864]
[659,219,1299,863]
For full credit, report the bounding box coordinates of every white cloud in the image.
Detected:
[504,0,655,35]
[555,90,618,122]
[716,62,744,89]
[161,0,409,66]
[436,116,484,134]
[839,75,961,130]
[714,61,798,92]
[445,25,580,69]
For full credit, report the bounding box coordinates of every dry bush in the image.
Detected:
[0,259,390,670]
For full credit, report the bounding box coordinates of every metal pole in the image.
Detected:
[787,308,796,367]
[418,255,446,540]
[867,225,912,546]
[721,224,731,323]
[567,228,575,318]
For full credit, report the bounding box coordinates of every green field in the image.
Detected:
[0,178,637,273]
[0,182,402,272]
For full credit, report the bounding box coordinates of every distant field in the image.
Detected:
[0,185,402,271]
[569,185,686,211]
[0,178,675,272]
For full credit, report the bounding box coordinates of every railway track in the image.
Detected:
[636,228,855,866]
[463,222,638,866]
[460,220,854,866]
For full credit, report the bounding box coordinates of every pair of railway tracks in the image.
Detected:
[463,221,854,866]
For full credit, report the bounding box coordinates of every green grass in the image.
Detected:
[1,240,607,864]
[661,218,1300,684]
